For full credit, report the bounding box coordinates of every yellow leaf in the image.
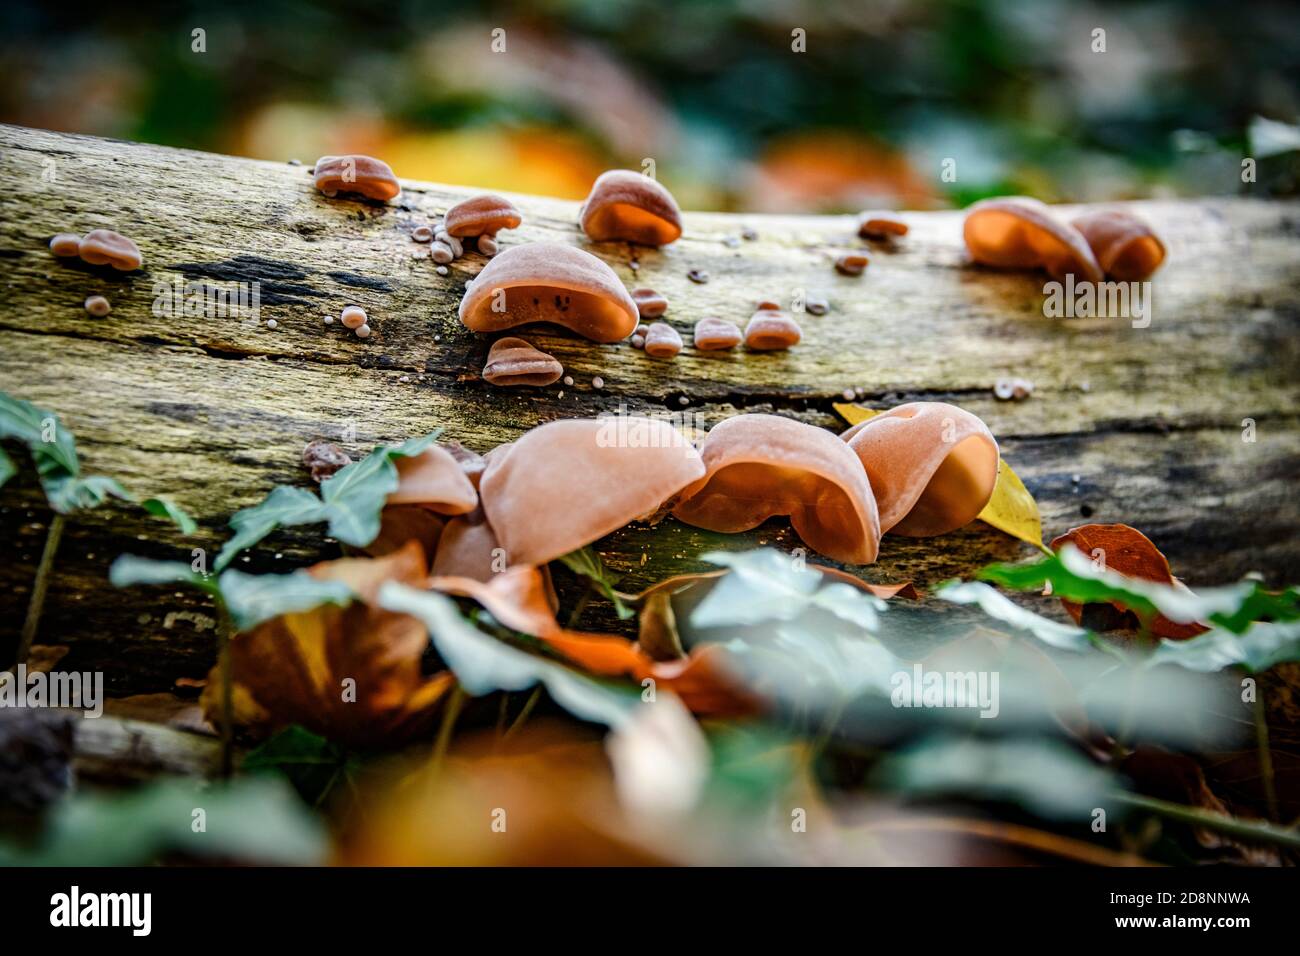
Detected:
[833,403,879,427]
[978,458,1043,548]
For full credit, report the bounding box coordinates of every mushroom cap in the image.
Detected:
[483,336,564,387]
[743,309,802,350]
[50,233,82,257]
[579,170,684,246]
[632,288,669,318]
[458,242,638,343]
[312,154,401,201]
[963,197,1103,283]
[672,413,881,565]
[430,510,502,581]
[1070,210,1166,281]
[842,402,999,537]
[693,317,742,351]
[643,322,683,358]
[387,445,480,514]
[365,505,446,562]
[480,417,705,566]
[858,214,909,239]
[444,193,523,238]
[78,229,142,271]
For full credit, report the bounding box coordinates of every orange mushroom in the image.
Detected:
[482,337,564,387]
[444,194,523,238]
[643,322,683,359]
[842,402,998,537]
[458,242,638,343]
[963,197,1103,283]
[579,170,684,246]
[77,229,142,271]
[49,233,82,257]
[313,154,401,202]
[858,214,909,240]
[632,288,668,319]
[1070,210,1166,281]
[693,317,742,351]
[672,414,881,565]
[479,417,705,566]
[387,445,479,514]
[743,307,802,350]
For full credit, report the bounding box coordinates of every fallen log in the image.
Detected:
[1,124,1298,695]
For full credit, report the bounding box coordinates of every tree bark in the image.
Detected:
[1,124,1297,695]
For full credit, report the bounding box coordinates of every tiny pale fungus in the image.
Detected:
[1070,210,1166,281]
[579,170,683,246]
[412,225,434,243]
[842,402,999,537]
[479,417,705,566]
[356,325,372,338]
[693,317,742,351]
[631,334,646,349]
[672,413,881,564]
[482,337,564,387]
[857,214,909,240]
[388,445,479,514]
[83,295,111,317]
[632,288,668,319]
[835,252,869,276]
[444,194,522,238]
[50,233,82,257]
[643,322,683,359]
[78,229,142,271]
[431,242,455,265]
[341,305,367,330]
[478,235,499,256]
[743,307,802,350]
[963,196,1104,283]
[458,242,638,343]
[312,154,401,201]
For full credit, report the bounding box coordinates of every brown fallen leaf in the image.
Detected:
[202,540,455,749]
[1050,524,1209,640]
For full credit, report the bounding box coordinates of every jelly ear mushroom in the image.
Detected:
[672,414,881,565]
[842,402,998,537]
[579,170,684,246]
[50,233,82,257]
[963,197,1103,283]
[744,306,802,350]
[78,229,142,271]
[1070,210,1166,281]
[693,317,742,351]
[459,242,638,343]
[387,445,479,514]
[482,337,564,387]
[312,154,401,202]
[479,417,705,566]
[444,193,522,238]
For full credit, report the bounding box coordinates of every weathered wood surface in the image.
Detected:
[1,124,1298,694]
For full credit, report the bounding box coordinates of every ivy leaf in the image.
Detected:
[557,545,635,620]
[142,496,198,534]
[218,567,354,632]
[242,725,355,805]
[214,432,440,571]
[870,736,1120,821]
[0,447,14,491]
[936,580,1094,652]
[0,777,326,866]
[217,485,327,571]
[379,583,640,727]
[109,554,221,598]
[694,549,886,632]
[0,391,79,478]
[44,473,132,514]
[980,546,1293,635]
[977,458,1043,549]
[1148,621,1300,674]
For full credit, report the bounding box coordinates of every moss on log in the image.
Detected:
[1,124,1298,694]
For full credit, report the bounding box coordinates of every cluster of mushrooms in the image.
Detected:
[317,401,1000,582]
[48,228,144,317]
